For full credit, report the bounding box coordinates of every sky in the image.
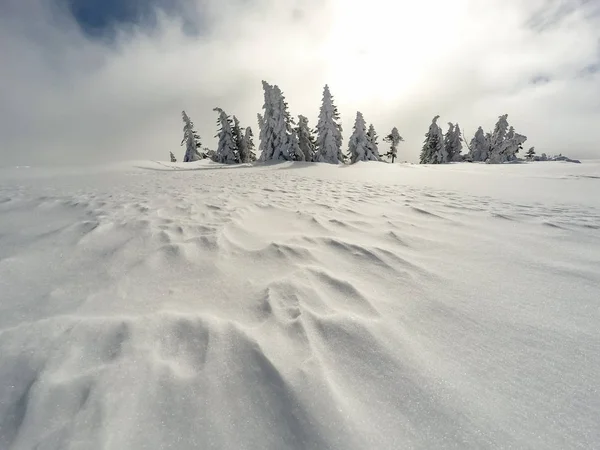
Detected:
[1,0,599,165]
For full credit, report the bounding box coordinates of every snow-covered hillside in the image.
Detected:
[1,160,599,449]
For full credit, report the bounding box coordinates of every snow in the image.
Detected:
[1,160,599,449]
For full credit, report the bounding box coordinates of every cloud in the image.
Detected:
[0,0,599,166]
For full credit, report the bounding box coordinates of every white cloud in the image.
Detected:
[1,0,598,165]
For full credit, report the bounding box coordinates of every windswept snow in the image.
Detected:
[1,160,599,449]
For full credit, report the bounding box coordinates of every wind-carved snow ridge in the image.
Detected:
[0,161,599,449]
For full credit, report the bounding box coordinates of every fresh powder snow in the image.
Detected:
[1,160,599,449]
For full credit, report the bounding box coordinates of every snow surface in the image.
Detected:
[1,160,599,449]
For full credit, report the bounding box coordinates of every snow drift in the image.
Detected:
[1,160,599,449]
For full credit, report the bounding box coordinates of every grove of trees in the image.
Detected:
[176,82,536,165]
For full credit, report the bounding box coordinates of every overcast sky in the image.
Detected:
[1,0,599,165]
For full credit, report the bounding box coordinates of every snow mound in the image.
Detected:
[1,161,599,449]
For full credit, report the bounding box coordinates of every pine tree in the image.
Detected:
[444,123,455,161]
[271,84,298,161]
[526,146,536,160]
[469,127,488,162]
[170,152,177,163]
[233,116,248,163]
[258,81,298,161]
[181,111,203,162]
[506,126,515,141]
[245,127,256,162]
[365,124,382,162]
[445,123,463,162]
[488,115,527,163]
[213,107,238,164]
[488,132,527,164]
[383,127,403,163]
[296,115,317,162]
[420,115,446,164]
[348,111,369,164]
[316,85,344,164]
[258,82,276,161]
[490,114,509,155]
[289,128,304,161]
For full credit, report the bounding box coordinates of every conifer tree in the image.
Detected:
[258,81,298,161]
[487,114,527,163]
[365,124,382,161]
[348,112,369,164]
[506,126,515,141]
[245,127,256,162]
[316,85,344,164]
[233,116,248,163]
[420,116,446,164]
[526,146,536,160]
[271,84,298,161]
[296,115,317,162]
[469,126,488,162]
[490,114,509,155]
[444,123,455,161]
[258,82,276,161]
[214,108,238,164]
[170,152,177,163]
[383,127,403,163]
[289,128,304,161]
[181,111,203,162]
[445,123,463,162]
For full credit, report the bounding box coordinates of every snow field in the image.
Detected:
[1,160,599,449]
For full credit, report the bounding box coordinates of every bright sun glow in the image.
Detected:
[323,0,466,105]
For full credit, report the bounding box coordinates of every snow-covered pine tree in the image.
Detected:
[316,85,344,164]
[214,107,238,164]
[181,111,202,162]
[488,132,527,163]
[257,112,267,161]
[484,132,493,161]
[233,116,248,163]
[526,146,536,160]
[296,115,317,162]
[258,82,276,161]
[420,115,446,164]
[490,114,509,156]
[487,115,527,163]
[444,124,462,162]
[258,81,299,161]
[365,124,382,161]
[170,151,177,163]
[444,123,455,161]
[289,128,304,162]
[468,126,488,162]
[348,112,369,164]
[271,84,299,161]
[383,127,403,163]
[244,127,256,162]
[506,126,515,141]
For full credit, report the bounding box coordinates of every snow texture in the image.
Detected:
[1,160,600,449]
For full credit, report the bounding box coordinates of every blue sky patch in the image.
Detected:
[66,0,198,37]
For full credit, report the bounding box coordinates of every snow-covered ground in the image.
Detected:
[1,160,599,449]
